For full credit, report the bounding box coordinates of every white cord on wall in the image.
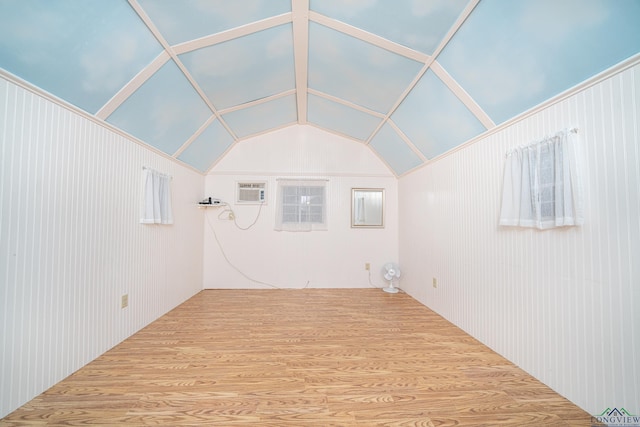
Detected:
[205,210,309,290]
[217,201,264,231]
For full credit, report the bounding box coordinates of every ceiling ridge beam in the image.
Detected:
[292,0,309,124]
[172,13,293,55]
[309,11,429,64]
[127,0,239,148]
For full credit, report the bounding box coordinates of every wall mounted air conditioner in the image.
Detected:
[236,182,266,204]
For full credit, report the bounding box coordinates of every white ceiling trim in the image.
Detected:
[96,50,169,120]
[360,121,422,179]
[431,0,480,60]
[172,13,293,55]
[128,0,239,143]
[308,11,430,64]
[292,0,309,124]
[305,122,372,147]
[363,63,430,146]
[387,119,428,163]
[172,114,219,158]
[363,0,481,146]
[219,120,299,150]
[307,88,385,119]
[217,89,296,115]
[430,61,495,129]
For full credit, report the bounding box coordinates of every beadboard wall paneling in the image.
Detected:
[398,61,640,414]
[0,77,205,418]
[204,125,399,289]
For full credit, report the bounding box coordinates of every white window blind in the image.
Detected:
[499,128,583,229]
[274,179,327,231]
[140,167,173,225]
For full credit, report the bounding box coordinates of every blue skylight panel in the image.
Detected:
[222,95,297,139]
[392,70,486,159]
[308,22,423,114]
[369,122,423,176]
[138,0,291,45]
[438,0,640,124]
[180,24,295,110]
[178,119,234,172]
[307,94,382,141]
[0,0,162,114]
[310,0,467,55]
[106,60,212,155]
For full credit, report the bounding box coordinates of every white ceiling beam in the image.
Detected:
[309,11,430,64]
[364,0,481,144]
[127,0,239,144]
[307,88,385,119]
[363,63,430,145]
[386,119,428,163]
[96,51,169,120]
[430,0,480,59]
[291,0,309,124]
[426,0,494,129]
[430,61,495,129]
[172,13,293,55]
[172,114,219,158]
[218,89,296,115]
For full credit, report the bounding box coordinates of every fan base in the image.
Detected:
[382,286,399,294]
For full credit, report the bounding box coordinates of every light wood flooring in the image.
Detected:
[1,289,598,426]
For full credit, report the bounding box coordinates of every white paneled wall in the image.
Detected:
[204,126,399,289]
[0,77,204,418]
[399,61,640,414]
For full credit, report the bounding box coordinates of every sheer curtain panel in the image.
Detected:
[500,128,583,229]
[140,167,173,225]
[274,179,327,232]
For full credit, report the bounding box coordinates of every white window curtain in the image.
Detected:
[140,167,173,225]
[499,128,583,229]
[274,179,327,232]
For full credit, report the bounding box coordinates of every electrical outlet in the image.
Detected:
[121,294,128,309]
[365,263,370,271]
[228,211,235,220]
[432,278,437,288]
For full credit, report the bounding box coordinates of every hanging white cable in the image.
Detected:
[367,269,383,289]
[205,210,309,289]
[216,201,264,230]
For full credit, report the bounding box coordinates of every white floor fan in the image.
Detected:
[381,262,401,293]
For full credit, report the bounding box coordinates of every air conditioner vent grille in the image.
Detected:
[236,182,266,204]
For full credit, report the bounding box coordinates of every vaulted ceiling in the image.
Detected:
[1,0,639,175]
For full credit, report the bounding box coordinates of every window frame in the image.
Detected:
[275,179,328,231]
[499,128,582,229]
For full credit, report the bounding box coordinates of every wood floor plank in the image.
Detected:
[1,289,599,426]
